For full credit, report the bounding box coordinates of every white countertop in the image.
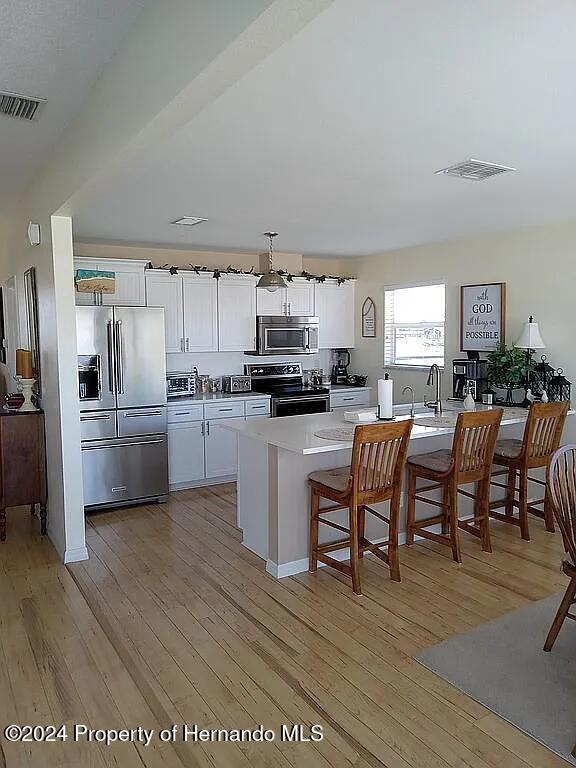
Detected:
[168,391,271,405]
[223,404,565,455]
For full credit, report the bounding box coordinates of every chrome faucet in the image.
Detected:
[402,386,415,418]
[424,364,443,416]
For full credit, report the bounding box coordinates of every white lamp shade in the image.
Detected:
[516,318,546,349]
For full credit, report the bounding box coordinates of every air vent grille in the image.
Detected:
[171,216,208,227]
[435,159,516,181]
[0,90,46,121]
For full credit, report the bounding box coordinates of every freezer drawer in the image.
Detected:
[81,434,168,507]
[117,407,167,437]
[79,410,117,441]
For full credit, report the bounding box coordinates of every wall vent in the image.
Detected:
[171,216,208,227]
[0,90,46,121]
[435,159,516,181]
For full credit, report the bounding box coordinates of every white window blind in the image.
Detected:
[384,283,445,368]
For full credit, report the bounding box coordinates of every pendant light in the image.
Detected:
[256,231,287,292]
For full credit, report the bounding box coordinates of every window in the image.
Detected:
[384,283,445,368]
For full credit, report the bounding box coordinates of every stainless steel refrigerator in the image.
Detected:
[76,306,168,508]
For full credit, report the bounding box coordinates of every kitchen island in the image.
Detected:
[224,405,571,578]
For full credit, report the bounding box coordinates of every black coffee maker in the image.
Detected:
[331,349,350,385]
[452,357,489,401]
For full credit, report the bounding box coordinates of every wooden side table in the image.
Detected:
[0,411,47,541]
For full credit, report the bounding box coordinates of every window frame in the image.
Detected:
[382,280,447,371]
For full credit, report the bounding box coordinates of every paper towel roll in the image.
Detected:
[377,374,393,419]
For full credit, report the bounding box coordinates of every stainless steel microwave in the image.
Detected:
[255,315,319,355]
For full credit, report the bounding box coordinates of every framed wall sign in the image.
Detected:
[460,282,506,352]
[362,297,376,338]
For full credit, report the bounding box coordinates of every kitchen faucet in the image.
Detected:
[424,363,443,416]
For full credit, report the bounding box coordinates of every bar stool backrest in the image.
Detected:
[453,409,503,482]
[523,402,569,467]
[548,444,576,565]
[350,420,413,505]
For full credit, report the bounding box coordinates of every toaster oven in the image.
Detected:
[166,371,197,399]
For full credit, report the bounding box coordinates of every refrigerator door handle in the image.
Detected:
[82,438,164,451]
[115,320,125,394]
[106,321,116,393]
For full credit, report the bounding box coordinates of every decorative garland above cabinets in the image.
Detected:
[145,262,352,285]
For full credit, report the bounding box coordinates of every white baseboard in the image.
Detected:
[64,546,89,564]
[266,528,441,579]
[169,475,236,491]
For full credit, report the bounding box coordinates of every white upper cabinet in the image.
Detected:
[182,275,218,352]
[255,277,315,316]
[316,280,355,349]
[256,286,284,316]
[145,272,184,353]
[74,257,147,306]
[218,275,257,352]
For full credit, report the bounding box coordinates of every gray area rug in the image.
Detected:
[415,593,576,764]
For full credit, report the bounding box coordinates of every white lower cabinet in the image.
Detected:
[168,422,205,486]
[167,398,269,489]
[204,420,238,479]
[330,388,371,410]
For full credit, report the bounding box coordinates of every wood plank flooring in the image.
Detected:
[0,484,570,768]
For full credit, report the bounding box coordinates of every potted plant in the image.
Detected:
[487,343,532,405]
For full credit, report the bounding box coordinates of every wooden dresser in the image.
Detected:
[0,411,47,541]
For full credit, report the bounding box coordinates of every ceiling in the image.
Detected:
[0,0,150,211]
[72,0,576,257]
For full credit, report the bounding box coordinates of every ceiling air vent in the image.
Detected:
[171,216,208,227]
[0,90,46,121]
[435,159,516,181]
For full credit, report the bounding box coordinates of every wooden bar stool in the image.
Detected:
[406,409,503,563]
[543,444,576,653]
[307,419,413,595]
[489,401,568,540]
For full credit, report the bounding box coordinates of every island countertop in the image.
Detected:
[223,404,543,455]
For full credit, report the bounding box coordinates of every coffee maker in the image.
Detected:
[331,349,350,385]
[452,357,489,401]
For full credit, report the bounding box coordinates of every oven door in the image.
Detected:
[272,393,329,418]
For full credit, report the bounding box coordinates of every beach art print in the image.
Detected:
[460,283,506,352]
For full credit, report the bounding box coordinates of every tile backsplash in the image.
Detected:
[166,350,333,377]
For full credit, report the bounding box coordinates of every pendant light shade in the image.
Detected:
[516,315,546,350]
[257,231,287,292]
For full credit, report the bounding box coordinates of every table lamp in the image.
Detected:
[516,315,546,407]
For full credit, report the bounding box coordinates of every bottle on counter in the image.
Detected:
[463,385,476,411]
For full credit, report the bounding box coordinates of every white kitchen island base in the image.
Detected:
[228,407,567,578]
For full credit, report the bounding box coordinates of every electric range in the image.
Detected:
[244,362,330,418]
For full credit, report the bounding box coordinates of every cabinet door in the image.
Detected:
[74,259,146,306]
[286,280,315,316]
[256,287,285,316]
[218,276,257,352]
[168,422,205,485]
[146,273,184,353]
[182,276,218,352]
[204,420,238,478]
[316,282,355,349]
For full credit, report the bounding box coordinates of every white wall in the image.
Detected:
[350,220,576,414]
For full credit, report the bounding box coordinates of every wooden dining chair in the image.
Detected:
[308,419,413,595]
[406,409,503,563]
[543,444,576,652]
[490,401,569,540]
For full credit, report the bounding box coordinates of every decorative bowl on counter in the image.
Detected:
[346,375,368,387]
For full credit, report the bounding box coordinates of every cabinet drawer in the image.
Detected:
[244,399,270,417]
[167,403,204,423]
[204,401,245,420]
[80,410,117,441]
[330,390,371,409]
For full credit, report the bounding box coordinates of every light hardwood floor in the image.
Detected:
[0,484,570,768]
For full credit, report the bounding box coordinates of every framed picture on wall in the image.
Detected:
[460,282,506,352]
[361,297,376,337]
